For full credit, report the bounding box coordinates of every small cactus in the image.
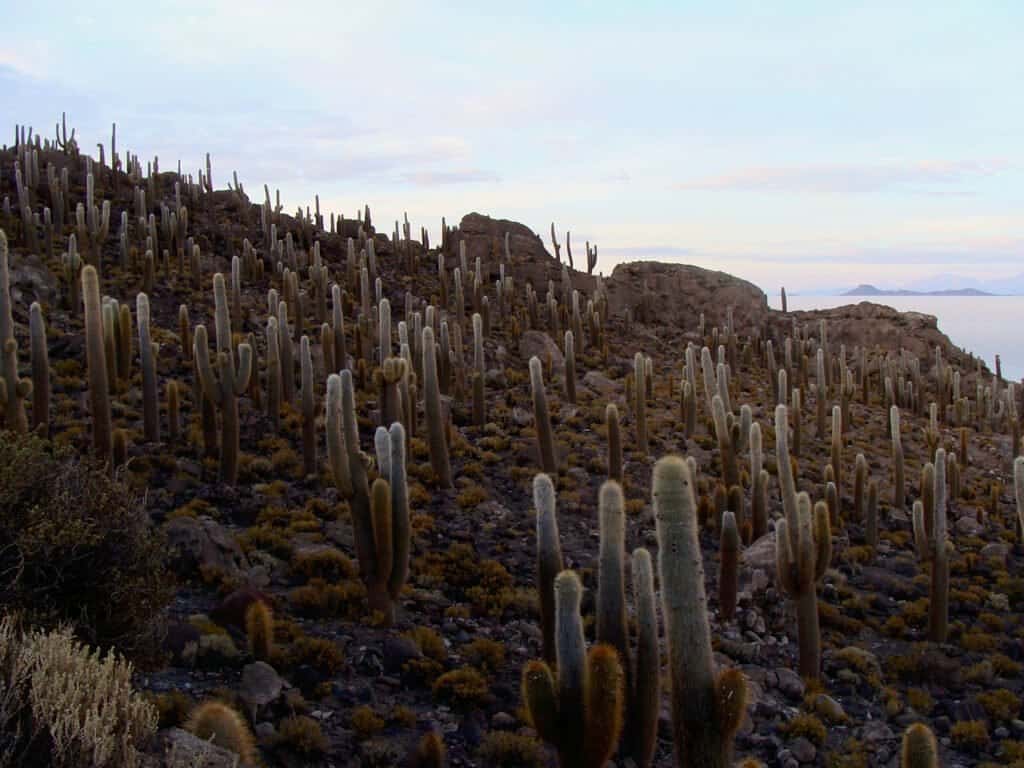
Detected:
[245,600,274,661]
[900,722,939,768]
[185,700,257,765]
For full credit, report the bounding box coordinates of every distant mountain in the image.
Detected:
[843,284,994,297]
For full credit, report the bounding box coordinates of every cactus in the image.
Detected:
[719,510,740,621]
[534,473,565,665]
[634,351,647,455]
[891,405,905,510]
[422,326,452,487]
[912,448,949,643]
[1015,456,1024,544]
[830,405,842,490]
[866,479,879,549]
[185,700,257,765]
[137,293,160,443]
[564,330,576,404]
[791,387,802,457]
[775,404,798,551]
[265,316,282,429]
[245,600,274,661]
[300,335,316,476]
[0,230,30,433]
[653,456,747,768]
[900,722,939,768]
[82,265,112,462]
[605,403,623,483]
[28,302,48,434]
[379,356,407,428]
[629,548,660,768]
[712,394,739,488]
[920,462,935,538]
[530,355,558,473]
[775,492,831,679]
[194,323,252,484]
[167,379,181,439]
[521,571,624,768]
[409,731,446,768]
[853,453,867,523]
[325,373,352,496]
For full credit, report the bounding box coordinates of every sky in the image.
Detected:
[2,1,1023,293]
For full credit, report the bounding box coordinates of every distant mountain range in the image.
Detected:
[843,284,994,297]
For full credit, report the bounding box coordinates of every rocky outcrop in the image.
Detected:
[604,261,770,332]
[781,301,978,370]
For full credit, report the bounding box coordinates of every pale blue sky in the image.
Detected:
[3,1,1022,291]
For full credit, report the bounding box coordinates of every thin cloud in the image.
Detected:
[402,169,500,186]
[675,159,1011,195]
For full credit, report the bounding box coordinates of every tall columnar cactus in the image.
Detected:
[0,230,30,433]
[605,403,623,483]
[853,453,867,522]
[1015,456,1024,544]
[564,330,576,405]
[900,723,939,768]
[521,571,624,768]
[712,394,739,489]
[629,548,660,768]
[816,348,827,438]
[136,293,160,444]
[534,473,565,665]
[775,404,798,549]
[653,456,747,768]
[530,355,558,473]
[830,405,842,489]
[472,312,486,425]
[266,316,282,430]
[422,326,452,487]
[28,302,48,434]
[634,352,647,456]
[300,335,316,477]
[891,405,905,510]
[194,323,252,484]
[913,448,949,643]
[719,510,740,621]
[750,422,768,539]
[82,265,112,462]
[775,492,831,679]
[866,479,879,549]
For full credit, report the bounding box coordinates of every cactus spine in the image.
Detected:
[0,230,30,433]
[28,302,48,434]
[422,325,452,487]
[521,570,624,768]
[137,293,160,443]
[534,473,564,665]
[654,456,747,768]
[82,265,112,461]
[913,448,949,643]
[775,492,831,679]
[530,355,558,473]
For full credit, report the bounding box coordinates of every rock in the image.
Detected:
[955,515,983,536]
[519,330,565,375]
[743,532,776,574]
[775,668,805,700]
[860,720,895,744]
[859,566,916,600]
[383,635,423,674]
[491,712,516,730]
[812,694,847,722]
[582,370,619,398]
[980,542,1009,561]
[512,407,533,427]
[156,728,252,768]
[604,261,768,331]
[239,661,283,713]
[165,515,250,580]
[210,588,272,631]
[789,737,816,763]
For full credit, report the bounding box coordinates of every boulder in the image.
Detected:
[518,330,565,374]
[165,516,250,580]
[239,661,283,713]
[155,728,253,768]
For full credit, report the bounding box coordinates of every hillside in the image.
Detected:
[1,123,1023,768]
[843,284,995,298]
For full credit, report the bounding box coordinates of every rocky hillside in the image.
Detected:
[1,124,1023,768]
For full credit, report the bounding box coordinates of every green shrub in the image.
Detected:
[0,432,173,660]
